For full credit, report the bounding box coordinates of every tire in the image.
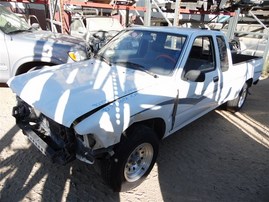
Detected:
[101,124,159,192]
[226,83,248,112]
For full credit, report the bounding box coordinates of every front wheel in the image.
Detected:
[101,124,159,192]
[226,83,249,112]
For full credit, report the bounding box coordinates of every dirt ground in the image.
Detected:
[0,78,269,202]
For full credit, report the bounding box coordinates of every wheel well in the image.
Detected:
[126,118,166,140]
[15,62,56,75]
[246,78,253,87]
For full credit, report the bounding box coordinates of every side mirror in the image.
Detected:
[185,70,205,82]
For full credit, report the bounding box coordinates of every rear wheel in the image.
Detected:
[101,124,159,192]
[226,83,249,112]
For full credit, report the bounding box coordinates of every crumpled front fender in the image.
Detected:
[74,101,131,149]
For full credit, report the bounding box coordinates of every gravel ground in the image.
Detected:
[0,78,269,202]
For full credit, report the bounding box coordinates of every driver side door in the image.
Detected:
[173,35,221,130]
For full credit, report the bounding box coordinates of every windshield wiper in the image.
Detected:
[94,55,111,66]
[115,61,158,78]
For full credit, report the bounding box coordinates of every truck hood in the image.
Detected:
[12,30,87,47]
[8,59,159,127]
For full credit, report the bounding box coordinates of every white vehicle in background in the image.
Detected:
[0,4,89,84]
[8,26,263,192]
[70,15,123,42]
[69,13,123,55]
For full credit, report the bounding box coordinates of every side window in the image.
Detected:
[184,36,215,72]
[216,36,229,72]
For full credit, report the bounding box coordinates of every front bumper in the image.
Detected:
[12,100,96,165]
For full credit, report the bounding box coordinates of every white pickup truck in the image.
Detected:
[8,27,263,192]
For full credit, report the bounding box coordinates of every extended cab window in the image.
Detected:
[216,36,229,72]
[184,36,215,73]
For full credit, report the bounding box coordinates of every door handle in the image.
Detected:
[213,76,219,82]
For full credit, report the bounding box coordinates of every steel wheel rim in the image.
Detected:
[238,87,247,108]
[124,143,154,182]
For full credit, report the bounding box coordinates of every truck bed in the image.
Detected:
[231,53,263,84]
[232,53,262,64]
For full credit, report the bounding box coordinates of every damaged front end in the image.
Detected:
[12,97,107,165]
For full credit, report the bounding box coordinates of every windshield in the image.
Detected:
[0,6,30,34]
[98,29,187,76]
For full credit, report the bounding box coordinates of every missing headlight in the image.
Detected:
[77,133,96,148]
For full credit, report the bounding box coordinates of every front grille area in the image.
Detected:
[45,117,69,149]
[13,97,97,165]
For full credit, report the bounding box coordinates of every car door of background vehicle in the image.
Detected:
[0,31,10,83]
[173,35,221,130]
